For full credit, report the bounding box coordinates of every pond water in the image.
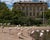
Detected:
[30,30,50,40]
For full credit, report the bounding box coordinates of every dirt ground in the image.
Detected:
[0,27,33,40]
[0,26,50,40]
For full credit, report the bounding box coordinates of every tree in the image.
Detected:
[11,7,25,25]
[0,2,12,23]
[39,9,50,19]
[44,9,50,19]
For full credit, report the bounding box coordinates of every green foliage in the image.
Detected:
[40,9,50,19]
[0,2,12,23]
[44,10,50,19]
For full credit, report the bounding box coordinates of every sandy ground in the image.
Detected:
[0,27,50,40]
[0,27,33,40]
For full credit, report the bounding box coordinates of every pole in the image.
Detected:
[43,5,44,25]
[43,1,45,26]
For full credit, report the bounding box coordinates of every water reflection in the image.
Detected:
[30,30,50,40]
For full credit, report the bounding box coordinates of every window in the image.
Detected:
[40,7,43,11]
[30,12,32,16]
[26,6,28,11]
[18,7,21,10]
[29,7,32,10]
[33,12,35,16]
[37,12,39,16]
[22,7,25,10]
[26,12,28,16]
[37,7,39,12]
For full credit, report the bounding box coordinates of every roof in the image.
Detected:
[14,1,47,4]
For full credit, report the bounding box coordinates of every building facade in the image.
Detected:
[13,1,48,18]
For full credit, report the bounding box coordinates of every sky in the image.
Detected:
[1,0,50,9]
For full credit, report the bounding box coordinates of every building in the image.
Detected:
[13,1,48,18]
